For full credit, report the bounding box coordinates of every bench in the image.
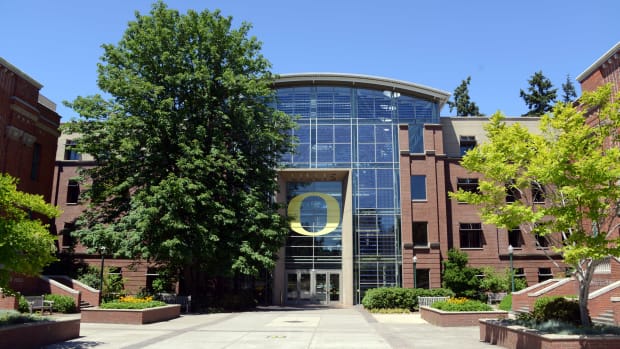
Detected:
[25,295,54,315]
[417,296,450,308]
[487,292,507,304]
[156,293,191,313]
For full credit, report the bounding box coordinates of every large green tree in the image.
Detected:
[451,84,620,327]
[520,70,557,116]
[63,2,295,297]
[447,76,483,116]
[0,173,60,290]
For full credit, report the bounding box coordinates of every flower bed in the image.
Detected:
[420,306,508,327]
[480,319,620,349]
[81,304,180,324]
[0,317,80,348]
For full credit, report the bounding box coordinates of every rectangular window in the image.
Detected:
[415,269,430,289]
[508,228,523,248]
[506,182,519,203]
[66,180,80,204]
[459,223,483,248]
[535,234,549,248]
[411,175,426,201]
[538,268,553,282]
[532,182,545,203]
[30,143,41,180]
[408,124,424,153]
[515,268,526,280]
[457,178,479,194]
[459,135,476,156]
[412,222,428,247]
[64,140,81,160]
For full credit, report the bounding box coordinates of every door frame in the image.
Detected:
[285,269,341,305]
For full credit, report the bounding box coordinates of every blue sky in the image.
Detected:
[1,1,618,120]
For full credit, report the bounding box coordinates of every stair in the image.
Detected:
[592,310,615,326]
[514,306,529,315]
[80,300,94,310]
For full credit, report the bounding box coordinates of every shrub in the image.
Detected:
[431,298,493,312]
[498,293,512,311]
[45,294,78,313]
[442,249,483,299]
[0,310,44,327]
[17,296,29,313]
[532,296,581,325]
[361,287,454,311]
[100,296,166,309]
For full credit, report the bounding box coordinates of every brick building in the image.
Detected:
[577,41,620,96]
[0,57,60,202]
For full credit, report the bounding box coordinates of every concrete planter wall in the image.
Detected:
[81,304,180,324]
[420,306,508,327]
[0,318,80,349]
[480,319,620,349]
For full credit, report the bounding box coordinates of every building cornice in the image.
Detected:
[576,42,620,82]
[0,57,43,89]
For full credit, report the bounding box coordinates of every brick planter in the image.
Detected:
[420,306,508,326]
[0,318,80,349]
[81,304,180,324]
[480,319,620,349]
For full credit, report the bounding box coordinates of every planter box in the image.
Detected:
[81,304,180,324]
[420,306,508,327]
[0,318,80,349]
[480,319,620,349]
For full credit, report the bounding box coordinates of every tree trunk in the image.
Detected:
[578,262,595,327]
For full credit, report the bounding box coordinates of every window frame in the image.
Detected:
[411,175,427,201]
[459,223,484,249]
[412,221,428,247]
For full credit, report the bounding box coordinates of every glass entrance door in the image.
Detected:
[286,270,341,304]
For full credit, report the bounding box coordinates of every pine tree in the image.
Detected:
[561,74,578,103]
[520,71,557,116]
[447,76,483,116]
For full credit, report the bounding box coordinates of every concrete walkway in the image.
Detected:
[44,306,496,349]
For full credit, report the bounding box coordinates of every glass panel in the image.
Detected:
[329,273,340,301]
[300,273,311,300]
[316,273,327,302]
[409,124,424,153]
[287,273,298,301]
[411,175,426,200]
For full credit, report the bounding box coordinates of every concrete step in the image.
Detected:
[592,310,615,325]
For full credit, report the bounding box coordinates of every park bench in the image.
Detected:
[417,296,449,308]
[487,292,507,304]
[25,295,54,315]
[156,293,192,313]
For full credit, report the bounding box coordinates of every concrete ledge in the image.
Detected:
[420,306,507,326]
[0,318,80,349]
[480,319,620,349]
[81,304,180,324]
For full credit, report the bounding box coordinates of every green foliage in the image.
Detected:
[0,310,45,327]
[63,0,295,296]
[447,76,483,116]
[100,300,166,309]
[520,70,557,115]
[561,74,577,103]
[17,296,29,313]
[451,84,620,327]
[77,265,125,301]
[367,308,411,314]
[431,298,493,312]
[479,267,527,293]
[361,287,454,311]
[0,173,61,290]
[498,293,512,311]
[44,294,78,313]
[532,296,581,325]
[441,249,482,299]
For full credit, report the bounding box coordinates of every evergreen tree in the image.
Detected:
[520,70,557,116]
[63,2,295,298]
[446,76,483,116]
[561,74,578,103]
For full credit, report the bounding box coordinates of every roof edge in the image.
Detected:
[0,57,43,89]
[275,73,451,109]
[576,42,620,82]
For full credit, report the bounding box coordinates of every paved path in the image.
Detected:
[44,306,496,349]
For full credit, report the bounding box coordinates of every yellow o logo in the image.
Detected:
[288,192,340,236]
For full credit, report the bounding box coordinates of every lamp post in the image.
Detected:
[413,255,417,288]
[508,245,514,293]
[99,246,106,305]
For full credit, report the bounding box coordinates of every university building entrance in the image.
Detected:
[286,270,341,304]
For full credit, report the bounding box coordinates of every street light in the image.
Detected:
[508,245,514,293]
[413,255,417,288]
[99,246,106,305]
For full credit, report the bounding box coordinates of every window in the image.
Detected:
[64,140,81,160]
[459,223,484,248]
[506,182,519,203]
[412,222,428,247]
[459,135,476,156]
[411,175,426,200]
[508,228,523,248]
[457,178,479,194]
[415,269,430,289]
[532,182,545,203]
[538,268,553,282]
[535,233,549,248]
[66,180,80,204]
[30,143,41,180]
[515,268,526,280]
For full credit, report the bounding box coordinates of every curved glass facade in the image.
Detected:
[276,84,440,303]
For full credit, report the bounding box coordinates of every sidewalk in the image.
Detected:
[44,306,494,349]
